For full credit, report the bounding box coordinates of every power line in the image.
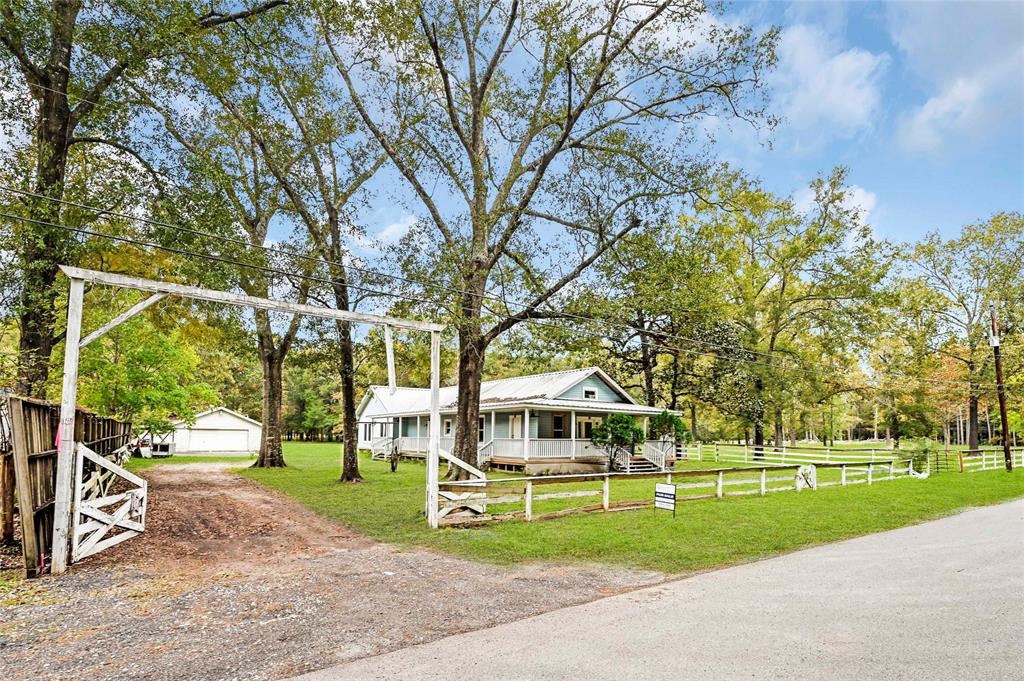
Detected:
[0,204,1013,392]
[0,185,878,369]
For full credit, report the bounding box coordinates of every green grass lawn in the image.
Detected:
[226,442,1024,574]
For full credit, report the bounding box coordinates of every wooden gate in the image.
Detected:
[71,444,147,562]
[6,396,132,576]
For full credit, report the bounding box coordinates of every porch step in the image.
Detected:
[611,457,666,473]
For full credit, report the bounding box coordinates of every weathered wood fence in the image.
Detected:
[4,396,132,576]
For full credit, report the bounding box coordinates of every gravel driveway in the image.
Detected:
[0,463,662,680]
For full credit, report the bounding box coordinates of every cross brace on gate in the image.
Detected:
[52,266,446,574]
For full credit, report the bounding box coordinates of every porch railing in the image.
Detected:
[640,440,673,470]
[391,435,671,463]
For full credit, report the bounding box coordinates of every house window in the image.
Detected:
[363,423,371,440]
[443,419,453,436]
[553,413,565,438]
[583,388,598,400]
[479,416,486,442]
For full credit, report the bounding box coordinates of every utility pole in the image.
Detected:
[989,303,1013,472]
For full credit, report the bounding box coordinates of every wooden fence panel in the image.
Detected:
[7,396,131,577]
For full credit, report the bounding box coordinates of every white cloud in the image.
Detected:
[769,24,888,144]
[376,214,417,243]
[887,2,1024,152]
[352,213,418,252]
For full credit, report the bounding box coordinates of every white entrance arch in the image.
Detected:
[52,265,445,573]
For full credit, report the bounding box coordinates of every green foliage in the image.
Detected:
[590,414,645,449]
[649,410,689,443]
[74,315,217,434]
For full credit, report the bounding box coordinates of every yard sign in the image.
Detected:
[654,482,676,516]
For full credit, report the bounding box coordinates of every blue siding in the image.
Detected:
[557,374,626,403]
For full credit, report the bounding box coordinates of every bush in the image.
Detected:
[591,414,645,450]
[649,410,690,443]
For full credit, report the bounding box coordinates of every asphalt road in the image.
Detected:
[296,500,1024,681]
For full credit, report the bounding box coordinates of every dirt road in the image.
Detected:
[0,464,661,681]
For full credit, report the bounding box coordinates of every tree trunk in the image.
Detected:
[453,328,486,477]
[16,83,75,397]
[967,389,980,451]
[637,311,656,407]
[773,410,783,448]
[889,409,901,450]
[752,378,765,457]
[689,402,697,442]
[328,255,361,482]
[254,337,286,467]
[452,268,488,477]
[336,315,360,482]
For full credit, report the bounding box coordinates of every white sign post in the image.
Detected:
[654,482,676,517]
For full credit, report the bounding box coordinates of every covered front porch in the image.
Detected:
[371,406,677,473]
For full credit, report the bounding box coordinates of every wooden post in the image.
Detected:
[383,324,397,394]
[522,407,530,461]
[888,460,895,480]
[602,475,610,511]
[697,442,702,461]
[426,330,441,529]
[491,410,496,449]
[867,465,873,485]
[958,451,964,473]
[570,409,576,460]
[51,276,84,574]
[9,398,41,576]
[841,465,847,486]
[714,442,719,462]
[525,481,533,520]
[666,472,672,485]
[760,468,766,496]
[0,452,12,544]
[716,471,723,498]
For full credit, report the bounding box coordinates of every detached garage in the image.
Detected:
[171,407,262,454]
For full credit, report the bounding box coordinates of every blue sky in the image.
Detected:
[716,0,1024,242]
[355,1,1024,252]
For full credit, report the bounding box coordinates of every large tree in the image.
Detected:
[320,0,777,469]
[693,169,887,452]
[0,0,286,397]
[174,13,388,479]
[905,213,1024,449]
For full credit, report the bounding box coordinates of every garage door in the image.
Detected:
[187,429,249,452]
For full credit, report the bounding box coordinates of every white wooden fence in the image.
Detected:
[436,457,916,526]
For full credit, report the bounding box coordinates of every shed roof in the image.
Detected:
[171,406,262,428]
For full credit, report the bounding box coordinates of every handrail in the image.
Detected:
[438,448,487,481]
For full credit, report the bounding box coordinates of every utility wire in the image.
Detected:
[0,185,917,369]
[0,209,1010,393]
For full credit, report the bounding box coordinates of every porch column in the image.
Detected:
[643,416,649,438]
[416,415,422,452]
[570,410,576,459]
[490,410,496,444]
[523,407,530,461]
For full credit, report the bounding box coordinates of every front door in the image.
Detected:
[576,416,603,439]
[509,414,523,438]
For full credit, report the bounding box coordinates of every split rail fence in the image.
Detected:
[3,396,132,576]
[437,456,916,526]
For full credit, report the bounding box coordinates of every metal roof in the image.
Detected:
[358,367,676,419]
